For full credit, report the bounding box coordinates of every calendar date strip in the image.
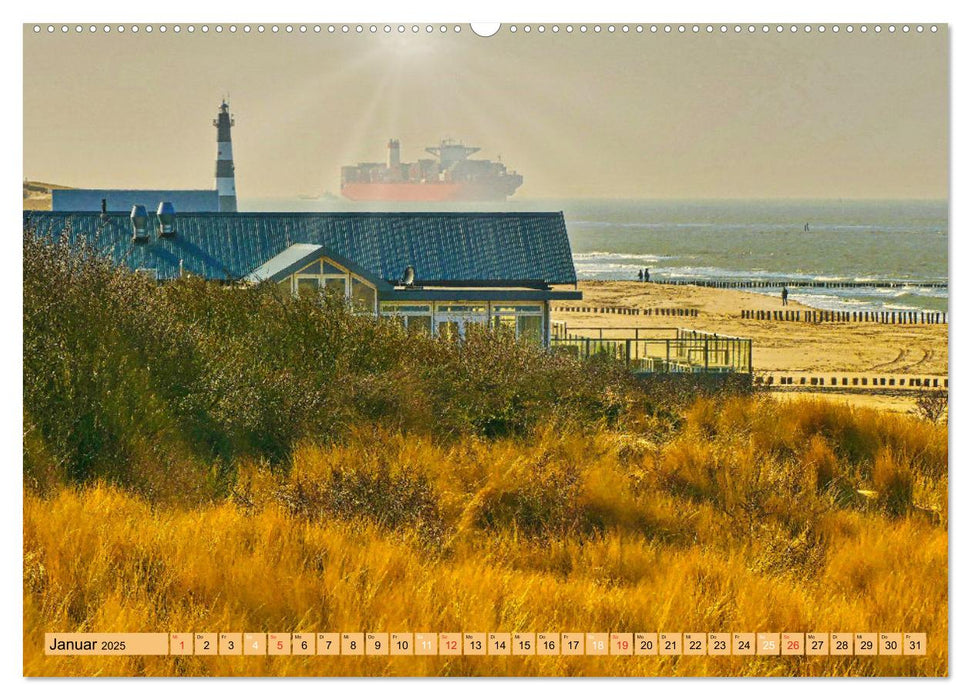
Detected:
[45,632,926,657]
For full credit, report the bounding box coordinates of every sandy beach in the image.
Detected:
[553,280,948,412]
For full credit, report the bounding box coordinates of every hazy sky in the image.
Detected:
[23,25,948,200]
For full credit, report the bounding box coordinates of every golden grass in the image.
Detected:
[23,397,947,677]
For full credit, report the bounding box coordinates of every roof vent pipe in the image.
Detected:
[157,201,176,237]
[130,205,149,242]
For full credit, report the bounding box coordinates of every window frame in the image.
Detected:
[380,300,548,344]
[380,302,433,334]
[350,274,378,314]
[277,256,379,311]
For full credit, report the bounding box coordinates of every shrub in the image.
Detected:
[801,435,839,493]
[23,230,638,496]
[914,390,948,424]
[872,448,914,518]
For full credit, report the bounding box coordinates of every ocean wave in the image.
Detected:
[647,266,829,282]
[573,258,949,310]
[569,220,719,230]
[753,289,948,314]
[586,264,946,288]
[573,251,674,263]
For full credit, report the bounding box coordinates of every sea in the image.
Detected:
[244,198,949,314]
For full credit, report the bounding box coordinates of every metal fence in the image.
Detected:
[549,328,752,374]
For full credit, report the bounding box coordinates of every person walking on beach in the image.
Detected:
[781,285,789,306]
[644,267,650,283]
[638,270,644,282]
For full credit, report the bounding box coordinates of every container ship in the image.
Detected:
[341,139,523,201]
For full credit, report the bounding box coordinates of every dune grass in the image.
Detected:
[24,398,947,677]
[22,233,948,676]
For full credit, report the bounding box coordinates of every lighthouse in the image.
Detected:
[213,100,237,212]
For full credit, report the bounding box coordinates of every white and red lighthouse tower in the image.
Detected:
[213,100,237,212]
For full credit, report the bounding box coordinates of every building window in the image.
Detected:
[437,320,461,341]
[517,315,543,344]
[407,315,433,335]
[320,260,349,298]
[434,304,488,340]
[296,277,321,297]
[492,304,544,344]
[323,277,347,298]
[351,276,377,312]
[282,258,356,302]
[381,302,546,343]
[380,303,433,334]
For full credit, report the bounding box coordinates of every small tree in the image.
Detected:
[914,389,948,424]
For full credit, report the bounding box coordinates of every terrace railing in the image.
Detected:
[549,328,752,374]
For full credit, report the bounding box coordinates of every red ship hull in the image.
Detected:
[341,182,515,202]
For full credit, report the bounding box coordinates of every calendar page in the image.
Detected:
[22,18,948,679]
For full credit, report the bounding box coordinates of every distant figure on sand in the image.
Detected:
[781,285,789,306]
[804,222,810,232]
[638,270,644,282]
[644,267,650,282]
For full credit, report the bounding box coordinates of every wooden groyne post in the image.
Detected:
[740,309,947,324]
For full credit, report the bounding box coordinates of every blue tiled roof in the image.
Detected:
[23,211,578,285]
[52,189,219,213]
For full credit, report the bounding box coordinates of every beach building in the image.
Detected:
[51,101,237,214]
[24,210,580,346]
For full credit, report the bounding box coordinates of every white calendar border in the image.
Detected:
[3,0,966,698]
